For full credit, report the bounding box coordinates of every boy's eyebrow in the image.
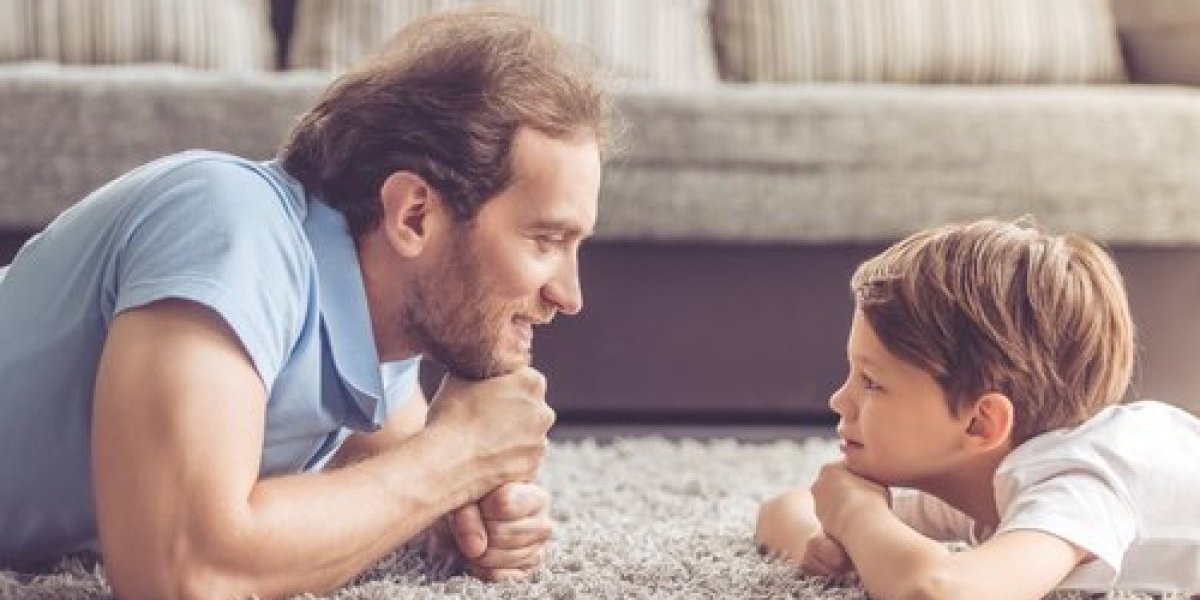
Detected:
[851,353,879,368]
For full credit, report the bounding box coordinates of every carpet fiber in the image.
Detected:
[0,437,1188,599]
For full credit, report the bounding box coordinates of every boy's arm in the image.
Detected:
[756,487,853,575]
[756,487,821,560]
[814,462,1087,600]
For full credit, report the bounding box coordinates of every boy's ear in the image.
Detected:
[378,170,441,258]
[965,392,1014,451]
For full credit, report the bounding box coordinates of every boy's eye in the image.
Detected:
[861,373,883,392]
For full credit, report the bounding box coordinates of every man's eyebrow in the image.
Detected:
[530,218,592,239]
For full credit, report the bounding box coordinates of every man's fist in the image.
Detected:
[449,482,553,581]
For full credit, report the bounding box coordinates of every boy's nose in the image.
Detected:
[828,383,850,417]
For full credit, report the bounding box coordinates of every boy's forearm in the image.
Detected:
[756,487,823,561]
[832,502,953,600]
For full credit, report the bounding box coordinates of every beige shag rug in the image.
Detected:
[0,437,1188,599]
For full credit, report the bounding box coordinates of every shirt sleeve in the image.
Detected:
[892,487,976,542]
[112,157,310,391]
[995,471,1137,585]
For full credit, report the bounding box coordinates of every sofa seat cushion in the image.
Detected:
[599,82,1200,244]
[0,63,327,230]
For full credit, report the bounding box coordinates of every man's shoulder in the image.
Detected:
[140,150,302,215]
[119,151,310,249]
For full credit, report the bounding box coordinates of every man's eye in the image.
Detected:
[536,234,566,249]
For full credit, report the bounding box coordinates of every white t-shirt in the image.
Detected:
[893,400,1200,592]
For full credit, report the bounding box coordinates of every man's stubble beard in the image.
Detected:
[399,230,523,381]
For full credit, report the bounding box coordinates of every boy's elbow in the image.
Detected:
[892,568,965,600]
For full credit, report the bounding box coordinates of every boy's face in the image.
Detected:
[828,310,976,488]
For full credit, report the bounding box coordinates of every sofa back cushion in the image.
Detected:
[1111,0,1200,86]
[289,0,718,85]
[0,0,273,70]
[713,0,1127,84]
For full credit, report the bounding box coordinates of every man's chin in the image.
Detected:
[439,351,530,380]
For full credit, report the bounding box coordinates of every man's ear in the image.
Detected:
[379,171,440,258]
[965,392,1014,451]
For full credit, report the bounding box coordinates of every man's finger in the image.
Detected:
[469,565,536,582]
[483,515,553,550]
[451,503,488,559]
[472,545,545,571]
[480,482,548,520]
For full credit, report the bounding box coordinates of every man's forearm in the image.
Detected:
[182,425,475,600]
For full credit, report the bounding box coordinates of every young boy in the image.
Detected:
[756,219,1200,598]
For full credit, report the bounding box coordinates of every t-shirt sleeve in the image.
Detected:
[112,158,310,391]
[995,471,1137,585]
[892,487,975,542]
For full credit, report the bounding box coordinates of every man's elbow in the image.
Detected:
[105,546,248,600]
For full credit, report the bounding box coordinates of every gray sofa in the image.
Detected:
[4,0,1200,421]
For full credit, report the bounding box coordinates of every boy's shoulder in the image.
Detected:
[997,400,1198,492]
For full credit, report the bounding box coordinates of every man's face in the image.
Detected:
[403,128,601,379]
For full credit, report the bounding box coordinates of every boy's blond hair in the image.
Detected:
[851,219,1135,444]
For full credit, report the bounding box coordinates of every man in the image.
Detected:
[0,10,609,600]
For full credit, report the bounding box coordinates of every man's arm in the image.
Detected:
[328,377,556,582]
[813,463,1086,600]
[92,299,551,600]
[327,381,430,470]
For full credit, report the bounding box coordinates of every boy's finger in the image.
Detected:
[811,535,851,573]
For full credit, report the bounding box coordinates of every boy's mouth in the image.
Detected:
[836,428,864,452]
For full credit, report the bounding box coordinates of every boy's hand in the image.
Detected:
[799,533,853,576]
[449,482,554,581]
[810,461,891,539]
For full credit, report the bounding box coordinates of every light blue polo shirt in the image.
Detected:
[0,150,419,567]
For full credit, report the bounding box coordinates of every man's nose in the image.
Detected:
[544,258,583,316]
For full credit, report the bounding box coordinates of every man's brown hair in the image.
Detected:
[851,218,1135,444]
[279,9,612,238]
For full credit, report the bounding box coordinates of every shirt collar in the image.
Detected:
[300,192,390,426]
[261,161,420,428]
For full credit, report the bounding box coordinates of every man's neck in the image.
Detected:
[357,230,423,362]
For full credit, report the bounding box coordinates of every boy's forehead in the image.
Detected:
[847,310,901,369]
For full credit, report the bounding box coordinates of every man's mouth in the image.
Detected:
[511,314,551,348]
